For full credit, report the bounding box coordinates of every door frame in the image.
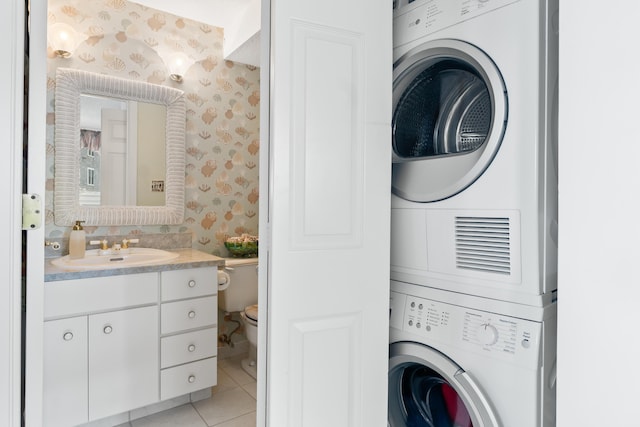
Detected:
[0,0,26,425]
[24,0,49,425]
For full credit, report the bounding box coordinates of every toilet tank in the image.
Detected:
[218,257,259,312]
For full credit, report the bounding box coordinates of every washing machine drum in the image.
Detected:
[392,39,508,202]
[389,342,499,427]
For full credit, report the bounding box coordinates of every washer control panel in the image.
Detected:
[389,291,542,369]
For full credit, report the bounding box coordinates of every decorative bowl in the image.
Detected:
[224,240,258,257]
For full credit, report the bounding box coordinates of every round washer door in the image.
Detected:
[388,342,499,427]
[392,39,507,202]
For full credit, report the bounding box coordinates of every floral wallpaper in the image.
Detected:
[45,0,260,256]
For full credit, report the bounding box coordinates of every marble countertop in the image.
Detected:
[45,248,225,282]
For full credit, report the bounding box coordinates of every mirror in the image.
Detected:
[78,94,167,207]
[54,68,186,226]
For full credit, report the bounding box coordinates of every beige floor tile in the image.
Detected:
[240,381,257,400]
[193,388,256,426]
[130,404,207,427]
[219,356,254,386]
[213,412,257,427]
[213,368,240,395]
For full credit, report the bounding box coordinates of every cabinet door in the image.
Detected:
[43,317,88,427]
[88,305,158,421]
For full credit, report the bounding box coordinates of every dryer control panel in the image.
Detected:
[389,291,542,369]
[393,0,520,48]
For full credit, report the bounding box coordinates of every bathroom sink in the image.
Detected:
[51,248,180,271]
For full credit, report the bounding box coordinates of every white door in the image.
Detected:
[260,0,392,425]
[100,108,132,205]
[0,1,26,425]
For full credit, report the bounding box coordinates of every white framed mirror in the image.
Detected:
[54,68,186,226]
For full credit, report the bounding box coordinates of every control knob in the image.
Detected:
[477,323,499,346]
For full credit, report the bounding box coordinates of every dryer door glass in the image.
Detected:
[389,362,473,427]
[393,59,491,159]
[391,40,507,203]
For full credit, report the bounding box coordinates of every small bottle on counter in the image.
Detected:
[69,220,86,259]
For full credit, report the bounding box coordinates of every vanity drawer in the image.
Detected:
[160,357,217,401]
[161,296,217,334]
[45,273,158,319]
[161,267,217,302]
[161,327,217,369]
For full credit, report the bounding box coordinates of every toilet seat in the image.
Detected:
[244,304,258,324]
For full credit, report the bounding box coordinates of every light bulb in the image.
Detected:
[167,52,192,82]
[48,22,80,58]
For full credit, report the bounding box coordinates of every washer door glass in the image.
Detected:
[392,40,507,202]
[390,363,473,427]
[389,342,499,427]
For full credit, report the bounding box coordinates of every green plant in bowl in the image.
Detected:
[224,240,258,257]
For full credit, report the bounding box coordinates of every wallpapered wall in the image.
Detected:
[45,0,260,256]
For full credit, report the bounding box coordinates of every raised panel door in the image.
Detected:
[264,0,392,424]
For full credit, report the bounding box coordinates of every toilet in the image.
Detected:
[218,257,259,379]
[240,304,258,378]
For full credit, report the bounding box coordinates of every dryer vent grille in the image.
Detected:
[455,217,511,275]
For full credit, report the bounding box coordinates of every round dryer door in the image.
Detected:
[392,39,507,202]
[389,342,499,427]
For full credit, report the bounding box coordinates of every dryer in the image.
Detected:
[389,280,557,426]
[390,0,559,306]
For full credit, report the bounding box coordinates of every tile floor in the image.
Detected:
[120,355,257,427]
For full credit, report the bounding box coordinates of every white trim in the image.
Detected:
[24,0,48,425]
[257,0,271,425]
[0,0,24,425]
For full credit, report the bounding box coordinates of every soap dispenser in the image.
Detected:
[69,220,86,259]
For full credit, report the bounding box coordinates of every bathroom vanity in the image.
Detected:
[43,249,224,427]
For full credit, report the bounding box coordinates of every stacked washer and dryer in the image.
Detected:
[388,0,558,426]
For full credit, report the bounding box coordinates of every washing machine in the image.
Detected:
[390,0,559,306]
[388,280,557,426]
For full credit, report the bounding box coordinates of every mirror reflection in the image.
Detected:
[78,94,167,207]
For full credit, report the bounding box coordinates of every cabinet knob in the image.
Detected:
[63,332,73,341]
[188,279,196,288]
[188,375,196,383]
[188,311,196,319]
[103,325,113,334]
[188,344,196,352]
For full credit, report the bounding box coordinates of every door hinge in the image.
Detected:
[22,193,42,230]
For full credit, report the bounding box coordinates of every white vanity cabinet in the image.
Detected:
[159,267,218,400]
[43,265,219,426]
[43,316,88,427]
[88,305,158,420]
[43,273,159,427]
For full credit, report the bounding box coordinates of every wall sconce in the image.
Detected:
[48,22,81,58]
[166,52,193,83]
